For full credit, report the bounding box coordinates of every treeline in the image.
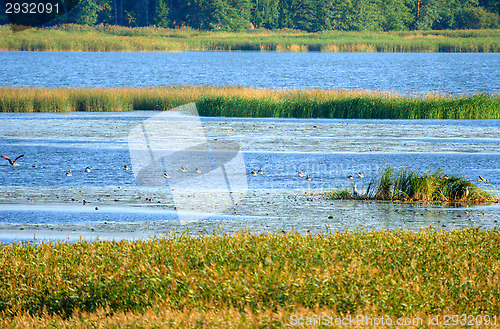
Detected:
[1,0,499,31]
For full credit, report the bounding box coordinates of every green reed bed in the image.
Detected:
[0,228,500,328]
[326,165,498,204]
[1,86,500,119]
[1,24,499,53]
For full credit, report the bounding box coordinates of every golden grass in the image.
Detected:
[0,24,499,53]
[1,228,500,328]
[1,86,499,119]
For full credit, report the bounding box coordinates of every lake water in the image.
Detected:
[1,51,499,242]
[1,51,499,95]
[0,111,499,243]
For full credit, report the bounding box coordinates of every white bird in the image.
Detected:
[1,154,24,166]
[180,166,188,173]
[258,169,264,175]
[306,175,312,181]
[163,173,171,178]
[195,168,202,174]
[298,171,306,177]
[353,183,359,197]
[347,175,354,180]
[250,171,258,176]
[357,172,364,178]
[66,171,72,177]
[85,167,92,173]
[124,165,131,170]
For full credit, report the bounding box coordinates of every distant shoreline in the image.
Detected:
[1,24,499,53]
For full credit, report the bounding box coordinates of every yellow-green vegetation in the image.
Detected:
[1,86,500,119]
[1,24,500,52]
[0,228,500,327]
[1,229,500,328]
[326,166,498,204]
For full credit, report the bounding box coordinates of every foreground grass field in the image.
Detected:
[1,86,500,119]
[1,229,500,328]
[1,24,499,53]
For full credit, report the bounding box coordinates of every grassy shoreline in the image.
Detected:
[1,24,500,53]
[1,86,500,119]
[1,229,499,328]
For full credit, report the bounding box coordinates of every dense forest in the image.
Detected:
[1,0,499,31]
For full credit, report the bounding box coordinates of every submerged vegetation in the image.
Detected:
[326,165,498,204]
[1,86,499,119]
[1,25,500,52]
[1,228,500,327]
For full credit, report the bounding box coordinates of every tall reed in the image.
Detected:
[1,86,499,119]
[1,24,499,53]
[327,165,498,203]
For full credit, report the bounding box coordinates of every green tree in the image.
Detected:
[66,0,112,25]
[454,6,500,28]
[153,0,169,27]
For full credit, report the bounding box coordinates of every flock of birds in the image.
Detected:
[1,154,491,190]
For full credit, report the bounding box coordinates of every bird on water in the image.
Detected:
[66,171,72,176]
[298,171,306,177]
[180,166,188,173]
[306,175,312,181]
[258,169,264,175]
[250,171,258,176]
[1,154,24,166]
[353,183,359,197]
[357,172,364,178]
[85,167,92,173]
[124,165,131,170]
[163,173,171,178]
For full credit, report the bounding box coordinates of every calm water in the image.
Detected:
[1,51,499,94]
[0,112,499,243]
[1,50,499,242]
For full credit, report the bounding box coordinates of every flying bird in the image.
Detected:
[1,154,24,166]
[478,176,489,182]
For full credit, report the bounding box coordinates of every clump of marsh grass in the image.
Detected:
[326,165,498,204]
